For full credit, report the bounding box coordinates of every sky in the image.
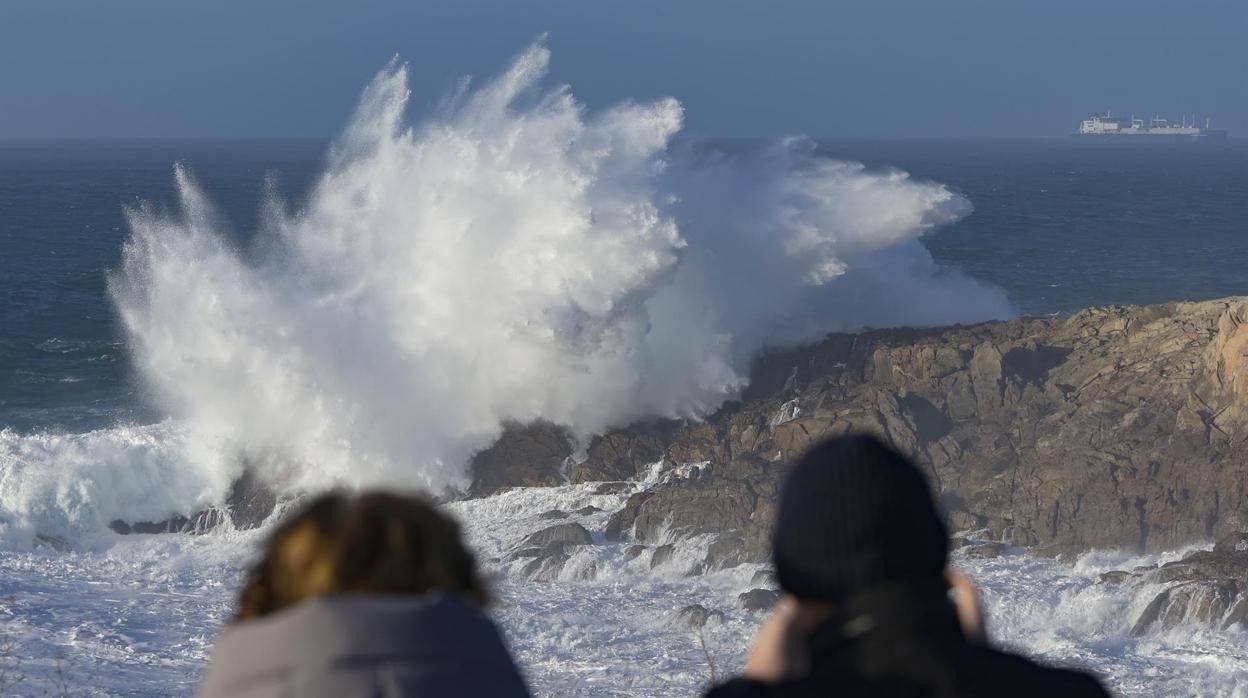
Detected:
[1,0,1245,139]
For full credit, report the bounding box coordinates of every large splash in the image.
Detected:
[98,42,1012,525]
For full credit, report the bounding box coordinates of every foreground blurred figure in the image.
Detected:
[198,492,530,698]
[706,435,1109,698]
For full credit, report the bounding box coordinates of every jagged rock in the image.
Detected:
[605,458,778,569]
[1131,580,1241,635]
[738,589,781,612]
[518,522,593,549]
[671,604,725,629]
[110,467,277,536]
[469,422,572,496]
[570,422,675,483]
[538,509,568,520]
[1128,539,1248,634]
[469,298,1248,578]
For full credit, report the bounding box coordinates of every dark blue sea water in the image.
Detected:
[1,139,1245,433]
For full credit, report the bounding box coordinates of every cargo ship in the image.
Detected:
[1075,111,1228,141]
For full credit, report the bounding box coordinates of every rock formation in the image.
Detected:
[468,297,1248,631]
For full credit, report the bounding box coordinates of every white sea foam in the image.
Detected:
[0,423,232,540]
[95,40,1012,525]
[2,479,1246,696]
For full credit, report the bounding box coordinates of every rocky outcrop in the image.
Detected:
[469,422,573,496]
[517,522,593,548]
[110,467,278,535]
[738,589,781,612]
[1125,532,1248,634]
[474,297,1248,564]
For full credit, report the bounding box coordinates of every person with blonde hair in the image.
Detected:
[198,491,530,697]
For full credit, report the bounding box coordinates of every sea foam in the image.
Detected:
[86,41,1010,527]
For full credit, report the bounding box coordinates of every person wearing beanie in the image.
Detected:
[704,435,1110,698]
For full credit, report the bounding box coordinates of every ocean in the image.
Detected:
[4,137,1246,433]
[2,53,1248,695]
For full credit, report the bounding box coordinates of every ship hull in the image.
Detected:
[1072,131,1228,143]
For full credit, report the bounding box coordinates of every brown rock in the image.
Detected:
[469,422,572,496]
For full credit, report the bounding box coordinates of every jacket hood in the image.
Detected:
[197,595,530,698]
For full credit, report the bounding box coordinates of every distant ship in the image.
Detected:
[1075,111,1228,141]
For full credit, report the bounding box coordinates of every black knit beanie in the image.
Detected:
[773,434,949,601]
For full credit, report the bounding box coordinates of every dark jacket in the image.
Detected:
[705,593,1109,698]
[197,596,530,698]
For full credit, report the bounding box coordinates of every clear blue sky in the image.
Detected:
[2,0,1245,139]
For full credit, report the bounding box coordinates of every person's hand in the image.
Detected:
[743,595,836,681]
[946,567,987,643]
[742,596,807,682]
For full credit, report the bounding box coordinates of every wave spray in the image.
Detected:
[102,42,1012,522]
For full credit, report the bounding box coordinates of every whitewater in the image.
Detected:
[2,472,1246,695]
[1,41,1245,695]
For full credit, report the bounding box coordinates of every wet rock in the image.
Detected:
[622,544,646,563]
[538,509,568,520]
[1213,531,1248,554]
[505,546,548,562]
[738,589,781,612]
[594,482,634,495]
[514,540,598,583]
[998,525,1039,547]
[468,298,1248,578]
[1128,541,1248,634]
[564,556,599,582]
[964,542,1009,559]
[1224,596,1248,629]
[1099,570,1134,585]
[1131,580,1241,635]
[518,522,593,549]
[574,505,602,516]
[671,604,725,629]
[605,458,777,566]
[226,468,278,529]
[704,530,756,572]
[518,548,570,582]
[469,421,573,496]
[649,544,676,570]
[750,568,779,589]
[109,467,277,536]
[570,423,675,483]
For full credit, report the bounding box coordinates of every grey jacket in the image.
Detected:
[197,596,531,698]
